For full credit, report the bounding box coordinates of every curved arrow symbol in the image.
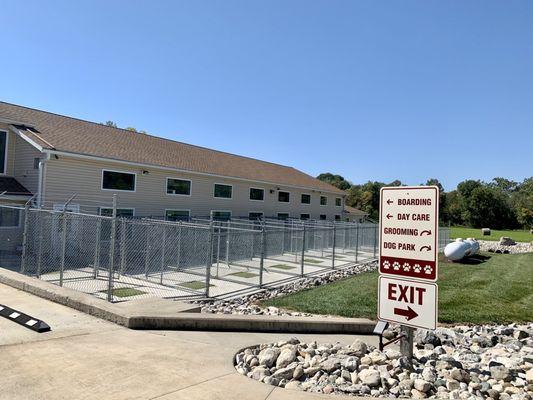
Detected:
[394,306,418,321]
[420,230,432,236]
[386,213,393,220]
[420,245,432,252]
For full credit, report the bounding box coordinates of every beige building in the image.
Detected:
[0,101,347,223]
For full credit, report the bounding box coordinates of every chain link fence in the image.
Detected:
[0,204,451,302]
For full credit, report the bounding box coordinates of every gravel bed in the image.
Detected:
[478,241,533,254]
[235,324,533,399]
[195,260,378,316]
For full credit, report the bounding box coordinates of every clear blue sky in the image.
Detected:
[1,1,532,190]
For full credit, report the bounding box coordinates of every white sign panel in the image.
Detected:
[378,276,438,330]
[379,186,439,282]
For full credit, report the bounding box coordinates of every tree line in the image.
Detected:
[316,173,533,229]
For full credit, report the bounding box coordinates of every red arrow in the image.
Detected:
[394,306,418,321]
[387,199,393,205]
[386,213,393,219]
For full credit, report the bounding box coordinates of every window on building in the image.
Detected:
[211,210,232,220]
[277,213,289,220]
[301,194,311,204]
[165,209,190,221]
[320,196,328,206]
[214,184,232,199]
[0,131,7,174]
[335,197,342,207]
[0,207,20,227]
[249,212,264,220]
[300,213,310,220]
[167,178,191,195]
[278,191,290,203]
[34,158,41,170]
[102,170,136,191]
[249,188,264,201]
[319,214,327,220]
[335,215,341,221]
[99,208,134,218]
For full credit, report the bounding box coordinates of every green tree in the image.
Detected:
[316,173,351,190]
[424,178,447,223]
[512,177,533,228]
[103,120,118,128]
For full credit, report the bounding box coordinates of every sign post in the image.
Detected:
[378,186,439,361]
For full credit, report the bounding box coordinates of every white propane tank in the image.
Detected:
[465,238,480,255]
[444,240,469,261]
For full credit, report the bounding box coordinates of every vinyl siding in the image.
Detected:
[43,155,346,219]
[13,133,42,194]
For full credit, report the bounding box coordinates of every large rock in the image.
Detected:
[349,339,368,356]
[343,356,359,372]
[525,368,533,384]
[259,347,280,367]
[320,357,342,373]
[499,237,516,246]
[359,368,381,387]
[276,347,297,368]
[490,365,510,381]
[481,228,491,236]
[414,379,432,393]
[251,367,270,381]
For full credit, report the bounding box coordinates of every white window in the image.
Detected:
[277,213,289,220]
[211,210,232,220]
[300,213,310,220]
[99,208,135,218]
[0,207,20,228]
[165,209,190,221]
[301,194,311,204]
[214,184,232,199]
[320,196,328,206]
[335,197,342,207]
[102,170,136,192]
[335,215,341,221]
[166,178,191,196]
[278,191,290,203]
[249,212,264,220]
[319,214,327,220]
[249,188,264,201]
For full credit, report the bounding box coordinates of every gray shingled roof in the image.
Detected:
[0,101,344,194]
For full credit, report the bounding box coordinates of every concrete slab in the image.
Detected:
[0,284,382,400]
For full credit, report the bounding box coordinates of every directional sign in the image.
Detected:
[379,186,439,282]
[378,276,437,330]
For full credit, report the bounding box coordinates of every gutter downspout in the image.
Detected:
[37,153,50,209]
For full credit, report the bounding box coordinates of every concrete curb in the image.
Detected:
[0,268,376,334]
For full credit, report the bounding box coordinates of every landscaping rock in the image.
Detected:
[499,237,516,246]
[235,322,533,398]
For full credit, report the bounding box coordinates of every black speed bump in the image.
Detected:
[0,304,51,333]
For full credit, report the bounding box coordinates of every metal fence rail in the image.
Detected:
[0,204,451,302]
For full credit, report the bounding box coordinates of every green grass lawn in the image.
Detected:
[451,226,532,243]
[262,252,533,324]
[178,280,214,290]
[100,287,146,298]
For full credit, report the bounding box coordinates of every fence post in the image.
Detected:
[176,222,182,269]
[119,218,126,277]
[216,225,221,277]
[107,195,117,302]
[160,225,166,284]
[59,209,67,286]
[20,203,31,274]
[144,224,151,277]
[300,226,305,277]
[355,224,360,263]
[259,228,266,287]
[332,225,336,269]
[373,224,378,259]
[36,211,44,278]
[205,223,214,298]
[93,218,101,278]
[225,221,230,267]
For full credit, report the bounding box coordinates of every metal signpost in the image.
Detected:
[378,186,439,361]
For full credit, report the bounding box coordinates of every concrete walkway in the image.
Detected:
[0,283,377,400]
